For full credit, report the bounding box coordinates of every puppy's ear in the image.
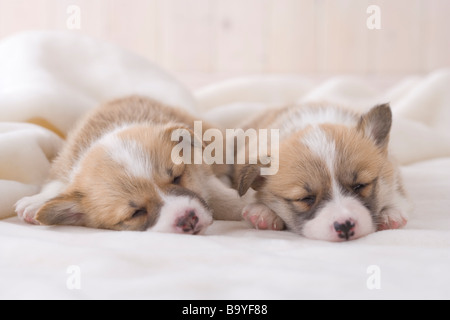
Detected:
[163,123,205,165]
[35,193,85,226]
[162,122,205,149]
[234,164,267,196]
[357,103,392,149]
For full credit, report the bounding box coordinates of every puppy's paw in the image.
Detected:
[242,203,285,231]
[378,207,408,231]
[14,195,46,225]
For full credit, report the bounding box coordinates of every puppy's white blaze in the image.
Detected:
[69,124,139,181]
[302,197,375,241]
[302,127,335,169]
[101,133,153,180]
[301,127,341,198]
[150,194,213,233]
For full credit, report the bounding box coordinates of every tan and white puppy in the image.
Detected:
[233,103,410,241]
[15,96,242,233]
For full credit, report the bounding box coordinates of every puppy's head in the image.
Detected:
[237,104,393,241]
[35,123,213,233]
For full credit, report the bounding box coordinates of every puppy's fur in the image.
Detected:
[15,96,243,233]
[233,103,410,241]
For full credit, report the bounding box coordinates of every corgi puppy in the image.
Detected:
[15,96,243,233]
[233,103,410,241]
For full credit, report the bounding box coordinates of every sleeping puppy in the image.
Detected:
[15,96,242,233]
[233,103,411,241]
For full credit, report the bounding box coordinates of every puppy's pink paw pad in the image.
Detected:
[242,203,285,231]
[14,195,43,225]
[378,216,407,231]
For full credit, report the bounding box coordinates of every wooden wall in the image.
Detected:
[0,0,449,87]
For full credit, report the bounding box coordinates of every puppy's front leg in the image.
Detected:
[205,175,251,221]
[15,180,66,224]
[377,187,411,231]
[378,206,408,230]
[242,202,285,230]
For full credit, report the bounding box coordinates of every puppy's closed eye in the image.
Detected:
[172,175,182,185]
[167,165,184,185]
[283,195,317,208]
[352,183,368,193]
[131,208,147,219]
[129,201,147,219]
[297,195,316,206]
[350,180,376,197]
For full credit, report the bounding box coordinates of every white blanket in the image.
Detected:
[1,31,449,299]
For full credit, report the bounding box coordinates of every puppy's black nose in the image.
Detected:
[334,220,356,240]
[176,210,199,234]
